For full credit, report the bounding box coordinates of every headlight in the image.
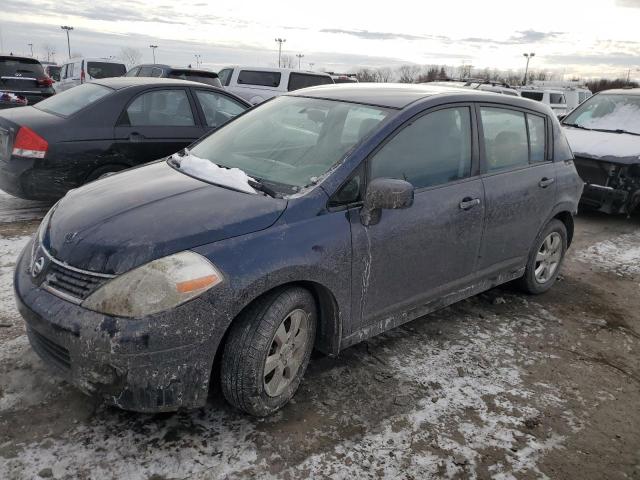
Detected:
[82,251,223,318]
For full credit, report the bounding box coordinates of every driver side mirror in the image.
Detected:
[360,178,414,226]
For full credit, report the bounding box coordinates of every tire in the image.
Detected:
[517,219,568,295]
[85,165,128,183]
[221,287,317,416]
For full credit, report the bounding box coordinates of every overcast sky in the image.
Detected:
[2,0,640,79]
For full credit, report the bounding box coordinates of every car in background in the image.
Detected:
[562,88,640,214]
[326,72,358,84]
[218,66,334,104]
[55,58,127,92]
[563,87,592,111]
[126,64,222,87]
[14,84,581,416]
[44,65,61,83]
[464,81,520,96]
[0,56,55,108]
[0,78,250,200]
[520,88,568,116]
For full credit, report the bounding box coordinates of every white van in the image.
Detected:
[55,58,126,92]
[218,66,334,104]
[519,88,568,116]
[562,88,592,111]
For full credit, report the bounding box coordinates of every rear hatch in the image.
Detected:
[0,56,52,104]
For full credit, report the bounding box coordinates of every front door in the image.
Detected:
[476,105,557,274]
[114,88,205,164]
[348,105,485,333]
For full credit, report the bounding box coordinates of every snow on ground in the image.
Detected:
[575,230,640,276]
[0,190,50,223]
[0,235,30,321]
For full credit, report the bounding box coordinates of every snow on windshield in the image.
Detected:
[171,150,256,194]
[573,99,640,135]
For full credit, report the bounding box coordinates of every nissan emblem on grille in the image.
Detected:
[31,257,45,277]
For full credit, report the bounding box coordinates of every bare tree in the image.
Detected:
[42,43,56,63]
[397,65,420,83]
[356,68,377,82]
[119,47,142,69]
[375,67,393,82]
[280,54,296,69]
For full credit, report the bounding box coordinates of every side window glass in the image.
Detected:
[125,90,195,126]
[371,107,472,189]
[480,107,529,172]
[527,114,546,162]
[195,90,247,127]
[151,68,163,78]
[68,63,74,78]
[218,68,233,86]
[138,66,154,77]
[125,67,140,77]
[330,166,364,207]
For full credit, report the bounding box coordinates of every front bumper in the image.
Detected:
[14,241,223,412]
[579,183,631,215]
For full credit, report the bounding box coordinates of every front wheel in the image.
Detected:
[517,219,568,294]
[221,287,316,416]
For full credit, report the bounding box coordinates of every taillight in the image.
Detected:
[12,126,48,159]
[37,77,54,87]
[81,69,85,84]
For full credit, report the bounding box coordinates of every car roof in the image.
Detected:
[599,88,640,95]
[0,55,42,63]
[63,57,126,64]
[222,65,331,76]
[92,77,219,90]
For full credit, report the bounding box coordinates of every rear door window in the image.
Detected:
[237,70,281,87]
[195,90,247,127]
[287,73,333,91]
[124,89,195,126]
[527,114,547,162]
[371,107,473,189]
[480,107,529,172]
[87,62,126,79]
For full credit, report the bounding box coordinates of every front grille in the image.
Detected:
[574,157,613,186]
[44,261,109,301]
[28,327,71,372]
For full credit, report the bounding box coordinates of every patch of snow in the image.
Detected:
[580,103,640,135]
[0,235,31,321]
[172,150,256,194]
[564,128,640,160]
[575,231,640,276]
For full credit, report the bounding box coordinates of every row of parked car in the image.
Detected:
[2,49,639,417]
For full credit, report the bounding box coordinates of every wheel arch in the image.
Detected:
[552,210,574,247]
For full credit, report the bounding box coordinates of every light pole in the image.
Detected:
[28,43,33,57]
[308,62,314,70]
[296,53,304,69]
[150,45,158,63]
[194,54,201,68]
[275,38,286,68]
[523,52,535,86]
[61,26,73,58]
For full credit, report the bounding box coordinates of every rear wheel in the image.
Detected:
[517,219,567,294]
[221,287,316,416]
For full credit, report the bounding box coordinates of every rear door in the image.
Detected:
[348,104,485,332]
[113,87,204,164]
[477,105,557,276]
[192,89,248,133]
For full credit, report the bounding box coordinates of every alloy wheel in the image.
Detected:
[534,232,562,284]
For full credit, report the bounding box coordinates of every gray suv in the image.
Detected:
[15,84,582,416]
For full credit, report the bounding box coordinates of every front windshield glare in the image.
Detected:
[188,96,390,190]
[564,94,640,134]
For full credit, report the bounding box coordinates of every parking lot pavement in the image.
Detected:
[0,208,638,480]
[0,191,51,224]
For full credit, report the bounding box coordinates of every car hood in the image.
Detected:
[44,161,287,274]
[564,127,640,165]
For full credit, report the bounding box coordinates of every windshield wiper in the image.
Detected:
[249,178,280,198]
[592,128,640,136]
[563,123,591,130]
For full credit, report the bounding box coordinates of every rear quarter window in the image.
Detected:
[288,73,333,92]
[34,83,112,116]
[237,70,281,87]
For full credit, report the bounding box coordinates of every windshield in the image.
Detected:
[185,96,391,192]
[564,93,640,134]
[34,83,112,116]
[87,62,126,79]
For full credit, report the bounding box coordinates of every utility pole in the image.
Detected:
[61,26,73,58]
[194,54,201,68]
[274,38,286,68]
[28,43,33,57]
[150,45,158,63]
[296,53,304,69]
[523,52,535,86]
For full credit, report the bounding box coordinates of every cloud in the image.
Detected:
[319,28,440,42]
[545,52,640,67]
[461,30,564,45]
[616,0,640,7]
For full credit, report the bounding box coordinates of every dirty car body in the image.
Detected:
[14,84,582,413]
[562,88,640,214]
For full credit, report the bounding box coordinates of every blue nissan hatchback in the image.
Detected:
[14,84,582,416]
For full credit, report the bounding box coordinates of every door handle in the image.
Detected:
[539,177,555,188]
[128,132,144,143]
[459,197,481,210]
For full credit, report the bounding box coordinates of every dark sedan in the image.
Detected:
[0,56,55,108]
[0,77,251,200]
